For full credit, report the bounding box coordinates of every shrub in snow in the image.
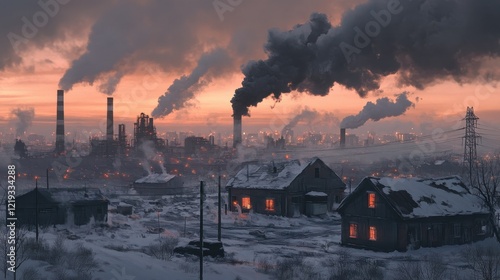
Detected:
[255,256,274,274]
[66,243,97,274]
[462,244,500,280]
[48,235,67,265]
[393,255,448,280]
[273,256,320,280]
[323,250,385,280]
[22,267,39,280]
[143,237,179,260]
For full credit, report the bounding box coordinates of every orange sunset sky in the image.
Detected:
[1,0,500,142]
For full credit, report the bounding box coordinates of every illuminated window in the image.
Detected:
[265,198,275,211]
[368,193,376,208]
[369,226,377,241]
[349,223,358,238]
[242,197,251,210]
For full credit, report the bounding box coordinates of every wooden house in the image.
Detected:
[226,157,345,217]
[133,173,184,196]
[337,176,491,252]
[17,188,109,226]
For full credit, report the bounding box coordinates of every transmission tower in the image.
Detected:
[462,107,481,179]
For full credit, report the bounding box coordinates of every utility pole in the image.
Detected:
[199,181,204,280]
[35,177,39,242]
[463,107,481,181]
[218,175,221,242]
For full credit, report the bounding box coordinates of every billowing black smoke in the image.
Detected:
[340,92,414,129]
[231,0,500,116]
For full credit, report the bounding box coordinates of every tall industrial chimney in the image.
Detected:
[107,97,113,142]
[233,114,242,148]
[340,128,346,148]
[55,90,65,154]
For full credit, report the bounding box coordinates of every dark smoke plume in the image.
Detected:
[340,92,414,129]
[11,107,35,137]
[152,48,232,118]
[283,108,339,132]
[232,1,500,116]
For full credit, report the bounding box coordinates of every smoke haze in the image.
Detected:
[11,107,35,137]
[340,92,415,129]
[283,108,339,132]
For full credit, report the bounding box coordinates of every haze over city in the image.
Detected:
[1,0,499,144]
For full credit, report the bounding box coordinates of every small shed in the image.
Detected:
[305,191,328,216]
[116,202,133,215]
[133,173,184,196]
[337,176,491,252]
[17,188,109,226]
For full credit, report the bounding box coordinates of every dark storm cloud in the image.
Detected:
[231,0,500,116]
[0,0,109,70]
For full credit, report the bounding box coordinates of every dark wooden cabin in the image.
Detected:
[133,173,184,196]
[226,157,345,217]
[17,188,109,226]
[337,176,491,252]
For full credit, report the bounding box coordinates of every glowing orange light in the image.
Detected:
[242,197,251,209]
[369,226,377,241]
[368,193,376,208]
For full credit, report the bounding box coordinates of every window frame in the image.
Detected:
[369,226,377,241]
[314,168,320,178]
[265,198,275,211]
[349,223,358,238]
[368,192,376,208]
[241,196,251,210]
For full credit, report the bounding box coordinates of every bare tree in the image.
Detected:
[462,244,500,280]
[468,154,500,242]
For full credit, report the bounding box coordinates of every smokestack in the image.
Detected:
[55,89,65,154]
[233,114,242,148]
[340,128,346,148]
[107,97,113,142]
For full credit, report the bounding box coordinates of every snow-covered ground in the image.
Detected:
[5,182,500,280]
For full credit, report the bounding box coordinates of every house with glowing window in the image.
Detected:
[337,176,492,252]
[225,157,345,217]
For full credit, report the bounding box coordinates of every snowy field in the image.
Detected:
[3,181,500,280]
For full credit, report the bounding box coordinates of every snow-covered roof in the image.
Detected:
[135,173,176,184]
[370,176,488,218]
[226,158,321,190]
[37,188,107,203]
[306,191,328,197]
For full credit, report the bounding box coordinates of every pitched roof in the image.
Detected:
[134,173,176,184]
[36,188,108,204]
[339,176,488,218]
[226,157,323,190]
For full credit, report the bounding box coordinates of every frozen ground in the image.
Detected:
[4,182,500,280]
